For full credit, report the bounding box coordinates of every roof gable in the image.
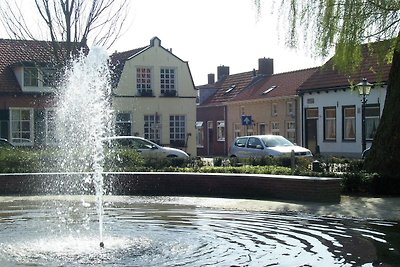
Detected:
[109,36,191,88]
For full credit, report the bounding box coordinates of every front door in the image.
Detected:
[305,108,318,155]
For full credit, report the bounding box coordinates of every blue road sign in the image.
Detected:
[241,115,252,126]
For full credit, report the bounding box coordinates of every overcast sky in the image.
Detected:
[112,0,327,85]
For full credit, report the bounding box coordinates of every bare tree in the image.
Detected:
[0,0,130,63]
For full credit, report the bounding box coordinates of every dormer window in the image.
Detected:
[262,85,277,95]
[224,84,236,94]
[24,67,38,87]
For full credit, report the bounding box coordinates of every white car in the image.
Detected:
[229,135,313,159]
[103,136,189,159]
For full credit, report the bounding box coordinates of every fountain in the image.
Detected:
[0,48,399,266]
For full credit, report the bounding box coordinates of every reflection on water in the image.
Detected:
[0,196,399,266]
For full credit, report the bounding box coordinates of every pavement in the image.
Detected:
[180,195,400,221]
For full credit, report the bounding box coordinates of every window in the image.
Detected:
[42,68,57,87]
[259,123,266,135]
[287,102,294,116]
[365,104,380,140]
[271,122,279,135]
[160,68,176,95]
[10,108,33,144]
[324,107,336,141]
[196,121,204,147]
[136,67,152,93]
[343,106,356,141]
[24,67,38,87]
[170,115,186,146]
[144,114,161,144]
[272,103,278,116]
[233,123,241,138]
[217,121,225,141]
[286,121,296,143]
[247,137,263,149]
[45,109,57,145]
[115,113,132,136]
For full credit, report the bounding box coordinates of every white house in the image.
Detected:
[110,37,197,156]
[298,43,391,158]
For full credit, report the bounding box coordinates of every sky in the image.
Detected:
[111,0,327,85]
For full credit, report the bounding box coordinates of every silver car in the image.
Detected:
[229,135,313,159]
[103,136,189,159]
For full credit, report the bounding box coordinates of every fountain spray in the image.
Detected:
[56,47,114,248]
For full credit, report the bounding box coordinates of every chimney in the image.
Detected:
[217,65,230,81]
[208,73,215,84]
[258,58,273,76]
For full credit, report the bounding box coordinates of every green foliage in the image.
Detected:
[0,149,41,173]
[104,149,145,172]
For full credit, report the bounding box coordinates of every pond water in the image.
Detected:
[0,196,399,266]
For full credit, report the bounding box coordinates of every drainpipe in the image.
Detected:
[224,105,227,155]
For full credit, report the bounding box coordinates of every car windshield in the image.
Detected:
[261,135,294,147]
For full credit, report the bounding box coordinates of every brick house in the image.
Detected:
[227,67,318,148]
[0,39,77,147]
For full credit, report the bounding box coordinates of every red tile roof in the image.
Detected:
[233,68,319,102]
[0,39,85,93]
[199,71,256,106]
[299,43,392,93]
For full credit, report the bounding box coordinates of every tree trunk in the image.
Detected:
[365,38,400,179]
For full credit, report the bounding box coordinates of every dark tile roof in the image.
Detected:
[0,39,86,93]
[109,47,147,88]
[0,39,57,93]
[199,71,255,106]
[233,68,319,102]
[299,42,392,93]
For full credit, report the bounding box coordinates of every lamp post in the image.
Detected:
[356,78,372,153]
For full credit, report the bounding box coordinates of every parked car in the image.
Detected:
[229,135,313,159]
[0,138,14,149]
[102,136,189,159]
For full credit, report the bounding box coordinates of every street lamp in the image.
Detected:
[356,78,372,153]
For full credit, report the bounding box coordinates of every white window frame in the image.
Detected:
[271,122,280,135]
[233,123,241,138]
[24,67,38,87]
[45,109,57,145]
[170,115,186,145]
[144,114,161,144]
[324,107,336,141]
[160,68,176,94]
[272,103,278,117]
[343,106,356,141]
[136,67,152,93]
[10,108,33,145]
[286,121,296,143]
[365,104,380,141]
[115,112,132,136]
[259,123,267,135]
[287,101,294,116]
[217,120,225,141]
[196,121,204,148]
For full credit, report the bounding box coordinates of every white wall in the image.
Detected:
[302,86,387,157]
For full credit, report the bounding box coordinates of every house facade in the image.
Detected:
[0,39,69,147]
[110,37,197,156]
[298,44,391,158]
[227,67,318,148]
[196,65,255,157]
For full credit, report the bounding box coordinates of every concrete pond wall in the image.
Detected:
[0,172,341,203]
